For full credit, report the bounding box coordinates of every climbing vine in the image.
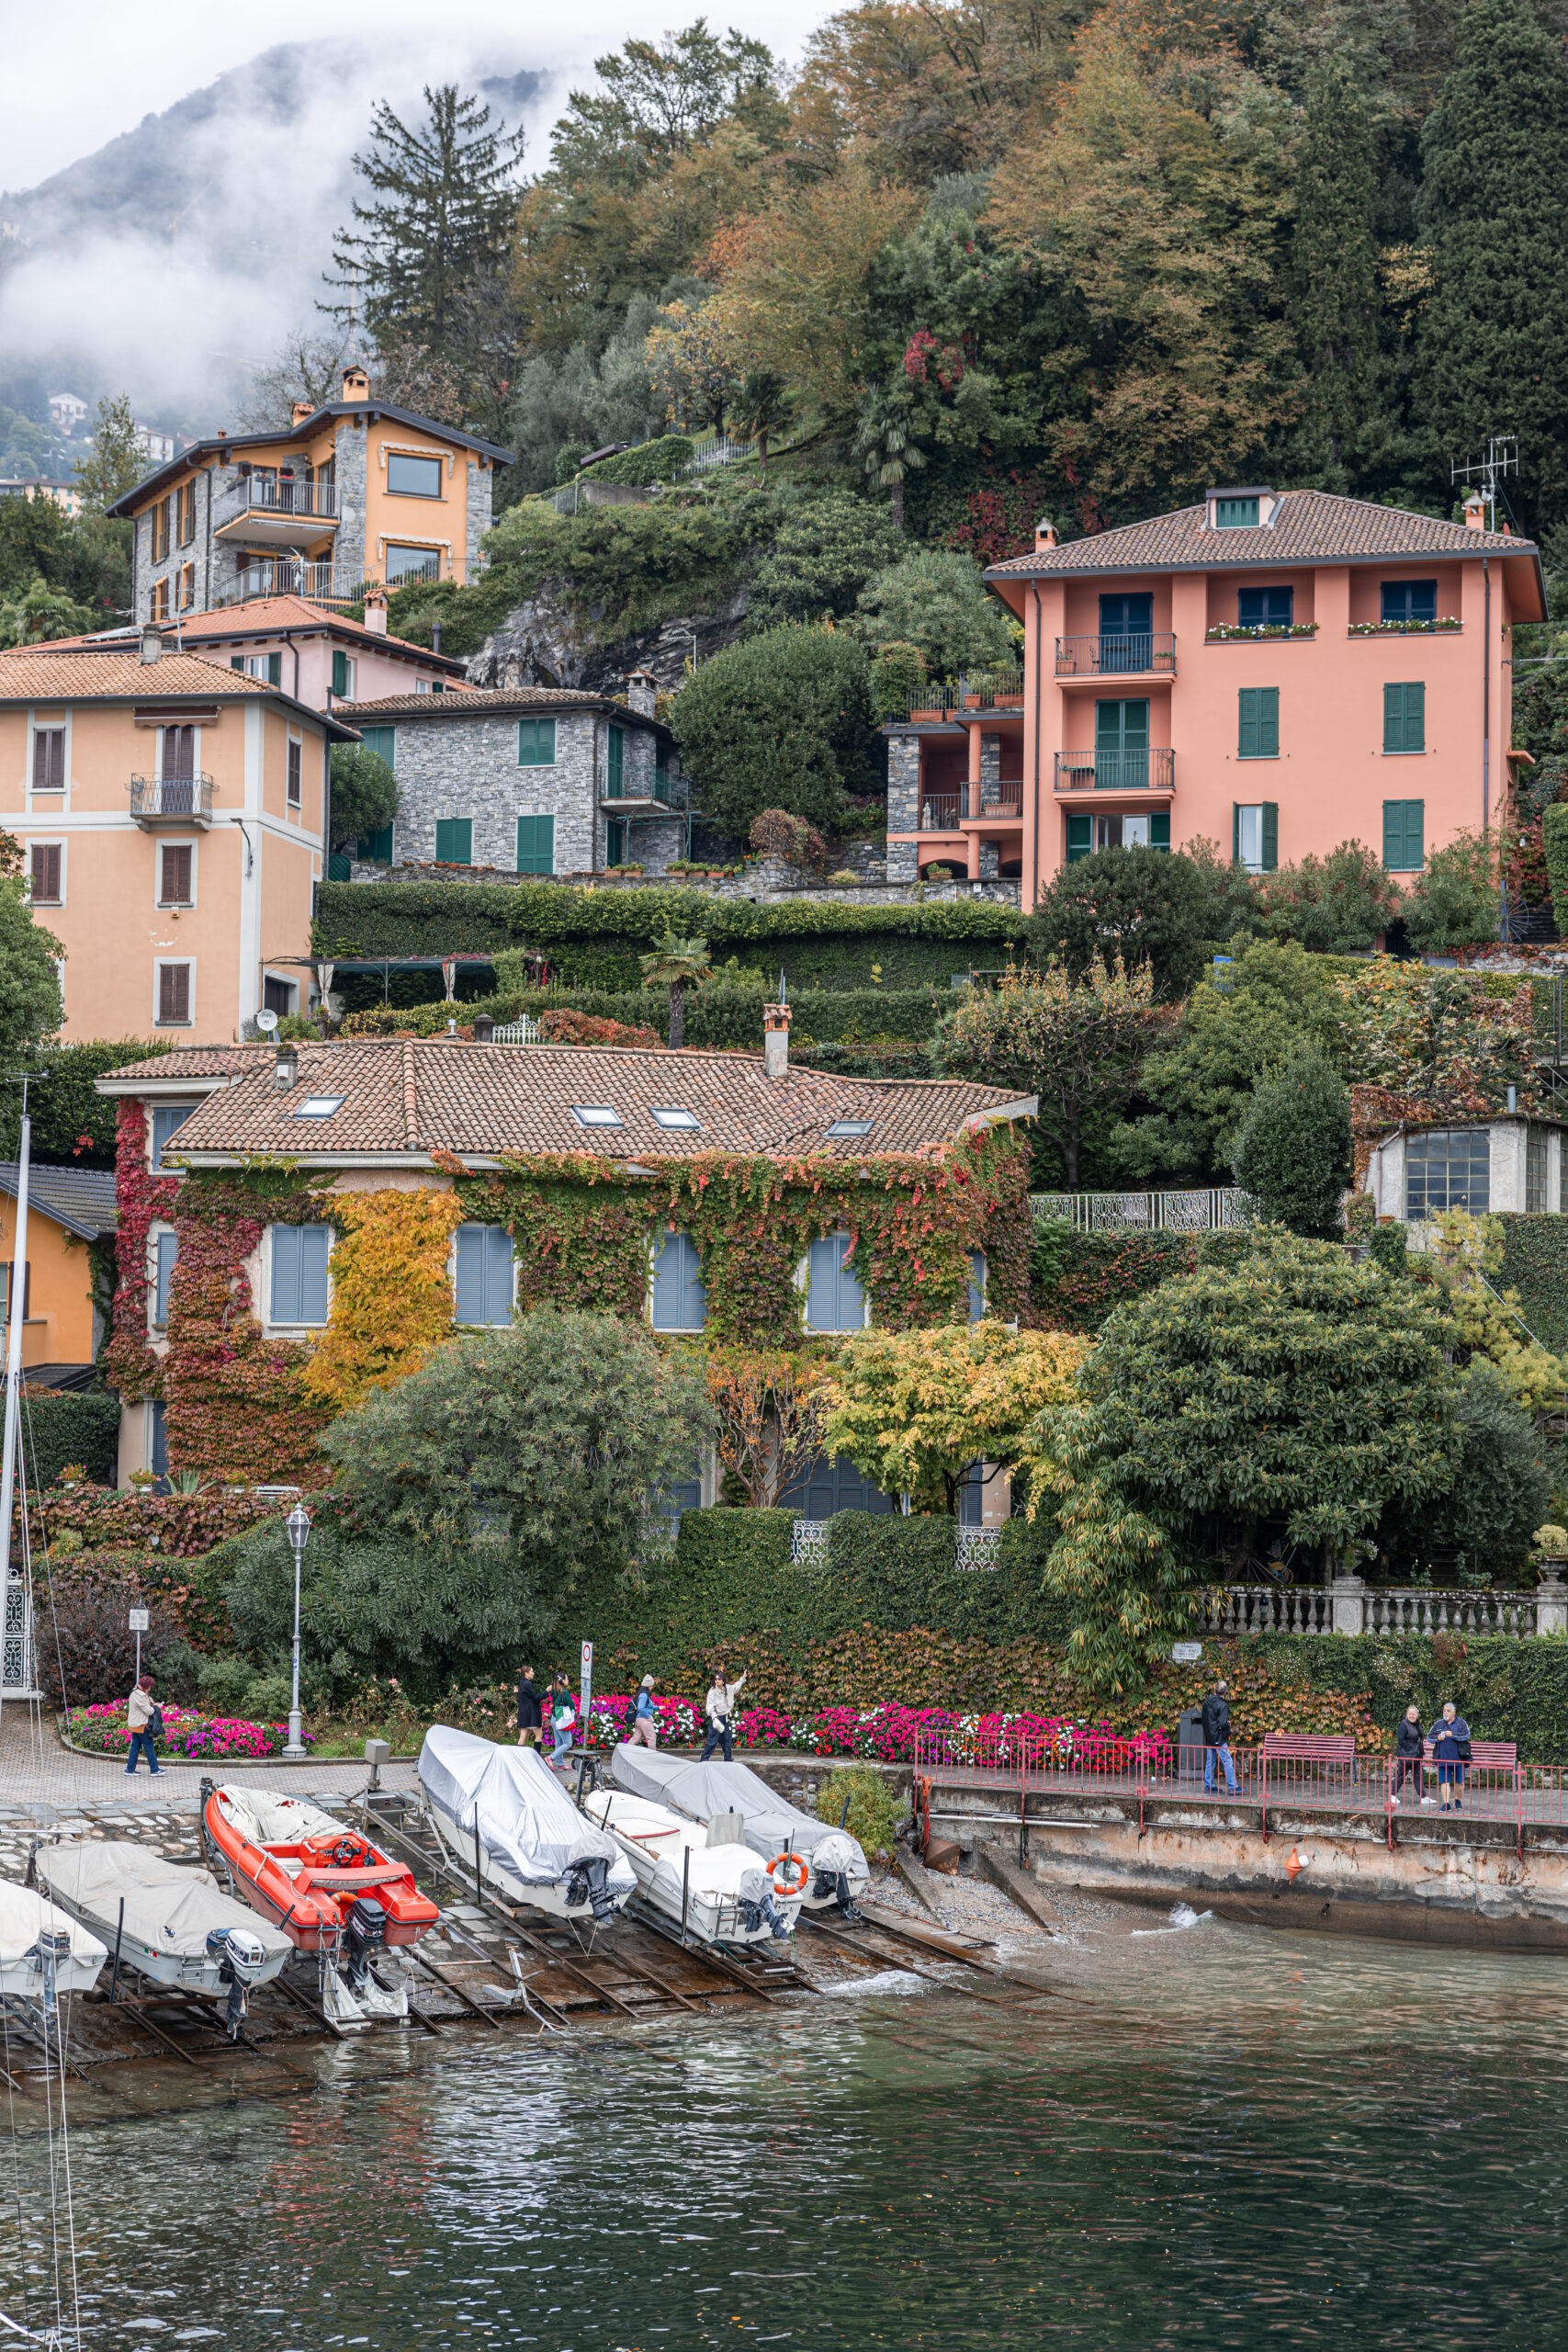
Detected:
[300,1186,465,1413]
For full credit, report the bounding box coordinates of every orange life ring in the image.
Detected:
[767,1852,809,1899]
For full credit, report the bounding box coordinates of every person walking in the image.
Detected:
[1201,1679,1237,1796]
[1390,1705,1425,1808]
[513,1667,544,1750]
[1427,1702,1472,1814]
[125,1675,163,1777]
[549,1672,578,1764]
[701,1665,747,1764]
[628,1675,660,1749]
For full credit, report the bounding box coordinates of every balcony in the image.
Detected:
[602,766,674,812]
[217,474,338,548]
[225,556,337,605]
[1055,633,1176,679]
[130,774,214,828]
[902,667,1024,723]
[915,786,1024,831]
[1054,749,1175,794]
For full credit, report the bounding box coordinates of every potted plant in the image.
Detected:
[1533,1524,1568,1581]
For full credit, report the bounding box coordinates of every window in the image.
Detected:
[606,724,625,797]
[387,453,443,498]
[1527,1125,1551,1214]
[150,578,170,624]
[958,1461,988,1528]
[151,1399,167,1480]
[292,1095,344,1120]
[359,727,395,770]
[434,818,471,865]
[454,1223,515,1326]
[161,725,195,781]
[1066,814,1093,865]
[781,1453,897,1516]
[967,1249,987,1322]
[152,1231,177,1328]
[1382,580,1437,625]
[1237,686,1279,758]
[1382,799,1424,871]
[152,496,171,562]
[650,1107,700,1130]
[0,1263,31,1323]
[606,818,627,867]
[650,1229,706,1332]
[331,650,355,697]
[385,544,440,583]
[1383,682,1426,753]
[1213,495,1259,528]
[28,843,61,905]
[287,739,302,809]
[263,975,295,1017]
[415,678,431,694]
[1097,593,1153,672]
[151,1102,197,1169]
[156,963,192,1025]
[233,653,282,685]
[159,844,192,905]
[518,718,557,766]
[31,729,64,791]
[357,825,394,864]
[1094,698,1149,786]
[1237,586,1292,628]
[516,814,555,875]
[1405,1129,1489,1218]
[270,1224,330,1326]
[1233,803,1278,874]
[571,1104,621,1128]
[806,1230,865,1331]
[825,1119,874,1138]
[652,1454,705,1524]
[176,563,196,612]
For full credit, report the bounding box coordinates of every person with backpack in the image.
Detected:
[701,1666,747,1764]
[125,1674,164,1776]
[549,1672,578,1764]
[627,1675,660,1749]
[1427,1702,1472,1814]
[1201,1679,1237,1795]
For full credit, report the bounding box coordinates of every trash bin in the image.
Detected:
[1178,1707,1206,1784]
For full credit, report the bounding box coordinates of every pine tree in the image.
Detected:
[1292,59,1378,476]
[71,394,145,514]
[1416,0,1568,531]
[324,85,525,356]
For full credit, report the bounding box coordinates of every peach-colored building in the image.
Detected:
[107,365,512,625]
[0,632,356,1041]
[886,486,1546,906]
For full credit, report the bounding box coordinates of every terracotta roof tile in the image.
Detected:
[0,647,280,703]
[987,489,1536,579]
[42,603,466,671]
[334,686,651,721]
[95,1040,1030,1162]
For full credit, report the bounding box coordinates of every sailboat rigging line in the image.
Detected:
[2,2003,30,2345]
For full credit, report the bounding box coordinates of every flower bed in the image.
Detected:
[581,1694,704,1748]
[1347,616,1461,636]
[65,1702,311,1760]
[569,1694,1175,1768]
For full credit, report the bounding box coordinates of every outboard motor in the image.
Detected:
[808,1832,863,1920]
[564,1855,618,1922]
[25,1928,73,2026]
[206,1924,269,2037]
[341,1895,388,1994]
[736,1866,791,1941]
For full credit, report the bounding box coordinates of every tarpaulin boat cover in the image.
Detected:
[0,1881,106,1970]
[34,1841,292,1964]
[419,1726,637,1897]
[608,1747,866,1881]
[213,1785,344,1846]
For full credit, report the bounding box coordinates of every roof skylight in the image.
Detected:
[572,1104,623,1128]
[292,1095,344,1119]
[650,1107,700,1130]
[825,1118,875,1137]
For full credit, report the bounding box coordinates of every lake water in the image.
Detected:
[5,1906,1565,2350]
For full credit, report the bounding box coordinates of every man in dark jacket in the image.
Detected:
[1427,1702,1472,1814]
[513,1667,544,1750]
[1391,1704,1426,1807]
[1201,1680,1237,1794]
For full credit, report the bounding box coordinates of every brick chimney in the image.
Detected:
[762,998,791,1078]
[291,400,314,427]
[362,584,389,636]
[341,364,370,403]
[625,668,659,718]
[1463,492,1487,532]
[1034,516,1057,551]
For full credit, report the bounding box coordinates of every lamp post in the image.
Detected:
[283,1503,310,1758]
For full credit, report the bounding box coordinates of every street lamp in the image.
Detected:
[283,1503,311,1758]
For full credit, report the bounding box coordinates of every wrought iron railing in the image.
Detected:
[603,768,673,805]
[228,556,336,602]
[1032,1189,1253,1233]
[918,794,962,831]
[235,475,338,520]
[130,774,214,822]
[1055,633,1176,676]
[904,668,1025,721]
[965,785,1022,820]
[1054,748,1175,792]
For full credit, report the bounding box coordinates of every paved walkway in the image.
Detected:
[0,1702,421,1819]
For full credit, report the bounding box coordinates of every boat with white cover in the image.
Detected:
[33,1841,291,2031]
[419,1726,637,1923]
[0,1881,107,2003]
[581,1785,805,1946]
[608,1747,870,1915]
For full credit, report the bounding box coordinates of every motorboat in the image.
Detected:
[32,1840,290,2033]
[419,1725,637,1924]
[608,1746,870,1916]
[0,1881,107,2013]
[581,1785,805,1946]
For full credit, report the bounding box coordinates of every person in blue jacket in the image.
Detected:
[1427,1702,1472,1814]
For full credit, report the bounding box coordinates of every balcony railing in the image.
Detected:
[903,667,1024,722]
[916,786,1025,831]
[387,556,441,587]
[918,794,962,831]
[1054,748,1175,792]
[235,475,337,521]
[603,767,673,807]
[228,556,336,603]
[1055,632,1176,677]
[130,774,214,825]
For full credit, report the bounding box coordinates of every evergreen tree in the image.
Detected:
[1292,59,1378,477]
[324,85,525,356]
[1231,1051,1353,1238]
[71,394,146,514]
[1416,0,1568,530]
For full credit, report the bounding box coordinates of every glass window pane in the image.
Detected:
[1404,1129,1490,1217]
[387,453,443,498]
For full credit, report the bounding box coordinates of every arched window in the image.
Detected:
[651,1230,706,1332]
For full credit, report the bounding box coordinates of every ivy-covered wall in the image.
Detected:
[17,1390,119,1490]
[1496,1213,1568,1351]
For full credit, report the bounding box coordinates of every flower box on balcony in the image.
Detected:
[1204,622,1319,643]
[1347,616,1462,636]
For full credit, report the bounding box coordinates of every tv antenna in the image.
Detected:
[1451,435,1518,533]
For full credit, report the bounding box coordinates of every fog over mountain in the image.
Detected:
[0,40,547,434]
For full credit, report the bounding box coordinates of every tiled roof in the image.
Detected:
[107,402,513,515]
[95,1041,1032,1162]
[48,602,467,673]
[0,1163,118,1238]
[0,646,279,703]
[334,687,658,723]
[986,490,1537,578]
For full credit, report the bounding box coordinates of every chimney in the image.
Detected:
[362,583,389,637]
[1463,492,1487,532]
[762,994,791,1079]
[291,400,313,427]
[217,430,228,464]
[473,1012,494,1044]
[139,623,163,664]
[626,668,659,718]
[341,365,370,403]
[273,1043,299,1091]
[1034,516,1057,552]
[431,621,443,656]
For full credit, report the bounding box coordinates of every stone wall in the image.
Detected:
[333,418,368,595]
[384,706,673,876]
[360,860,1021,908]
[464,458,491,573]
[886,738,921,883]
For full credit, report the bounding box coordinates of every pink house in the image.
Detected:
[61,593,465,712]
[885,487,1544,908]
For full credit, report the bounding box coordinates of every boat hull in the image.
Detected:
[205,1787,439,1952]
[426,1794,631,1925]
[584,1792,803,1948]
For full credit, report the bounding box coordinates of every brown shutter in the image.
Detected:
[287,740,302,805]
[29,843,60,903]
[32,729,63,790]
[161,844,192,903]
[163,725,195,779]
[159,964,190,1023]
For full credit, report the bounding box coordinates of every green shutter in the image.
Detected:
[607,724,625,796]
[1150,812,1170,851]
[359,727,395,771]
[1382,799,1424,871]
[1238,687,1278,758]
[267,652,282,687]
[1233,803,1241,863]
[356,824,393,864]
[607,819,627,866]
[518,718,557,767]
[516,814,555,875]
[1066,814,1093,864]
[231,655,243,672]
[1261,802,1278,871]
[331,650,349,695]
[1383,682,1426,753]
[434,818,471,865]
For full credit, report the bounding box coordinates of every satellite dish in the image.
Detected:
[255,1009,279,1035]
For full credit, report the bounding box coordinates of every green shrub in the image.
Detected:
[671,625,879,836]
[197,1655,257,1714]
[239,1673,295,1724]
[17,1039,172,1168]
[582,434,694,484]
[1031,1227,1196,1332]
[24,1392,119,1489]
[819,1762,907,1855]
[1497,1212,1568,1350]
[1230,1050,1352,1238]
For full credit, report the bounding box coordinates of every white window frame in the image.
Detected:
[265,1222,333,1332]
[149,1223,177,1331]
[27,712,69,806]
[286,729,303,813]
[1235,804,1265,875]
[152,956,196,1029]
[155,835,198,910]
[27,837,65,910]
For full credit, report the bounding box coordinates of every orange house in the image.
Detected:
[0,1165,117,1382]
[0,634,357,1041]
[107,365,513,625]
[886,487,1546,907]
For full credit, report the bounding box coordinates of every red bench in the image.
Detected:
[1262,1734,1356,1769]
[1420,1738,1517,1770]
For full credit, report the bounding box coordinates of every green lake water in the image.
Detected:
[5,1907,1565,2350]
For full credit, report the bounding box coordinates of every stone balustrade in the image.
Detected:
[1202,1577,1568,1641]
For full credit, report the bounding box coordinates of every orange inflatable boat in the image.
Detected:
[202,1783,439,1953]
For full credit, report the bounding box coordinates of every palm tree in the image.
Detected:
[732,369,795,481]
[639,933,711,1048]
[852,379,926,534]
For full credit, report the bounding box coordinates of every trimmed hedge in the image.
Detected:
[581,435,694,485]
[340,980,952,1047]
[20,1391,118,1490]
[1544,803,1568,934]
[1238,1632,1568,1758]
[1496,1212,1568,1351]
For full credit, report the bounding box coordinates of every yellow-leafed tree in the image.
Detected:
[301,1188,467,1414]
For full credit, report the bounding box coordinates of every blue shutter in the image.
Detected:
[651,1231,706,1331]
[807,1231,863,1330]
[151,1103,195,1170]
[456,1224,513,1325]
[154,1231,177,1326]
[271,1225,330,1325]
[967,1250,986,1321]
